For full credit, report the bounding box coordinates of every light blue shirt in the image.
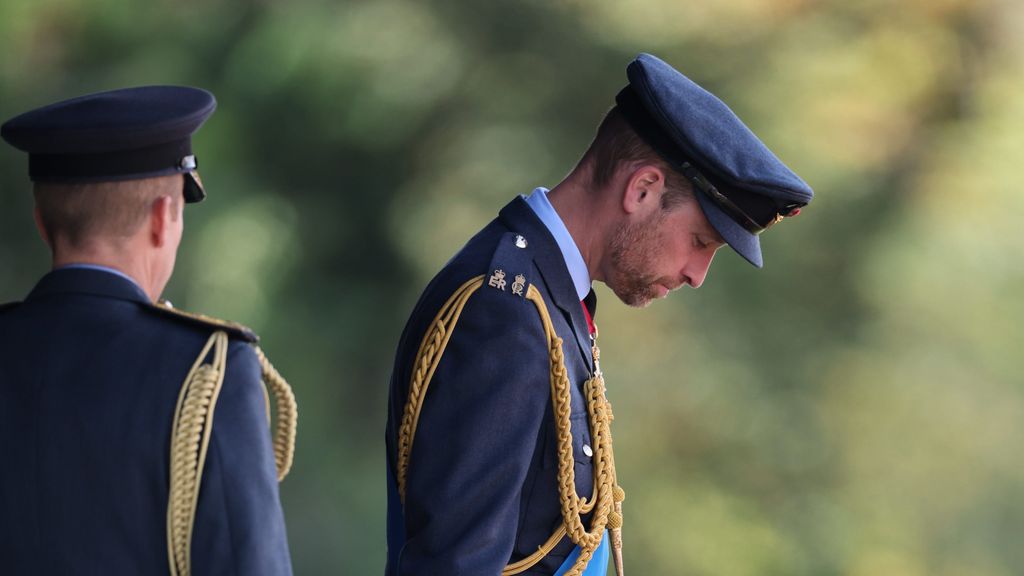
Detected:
[524,188,591,301]
[58,263,144,292]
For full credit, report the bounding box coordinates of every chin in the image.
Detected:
[627,298,654,309]
[611,287,655,309]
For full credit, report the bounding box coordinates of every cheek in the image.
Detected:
[657,227,693,274]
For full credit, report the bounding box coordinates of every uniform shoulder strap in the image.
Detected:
[482,232,536,301]
[143,300,259,343]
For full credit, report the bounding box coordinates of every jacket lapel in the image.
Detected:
[498,197,594,371]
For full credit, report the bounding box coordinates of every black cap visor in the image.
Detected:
[183,170,205,203]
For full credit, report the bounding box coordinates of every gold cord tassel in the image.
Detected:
[610,498,625,576]
[255,346,298,481]
[167,331,229,576]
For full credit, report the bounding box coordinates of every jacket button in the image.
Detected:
[582,444,593,458]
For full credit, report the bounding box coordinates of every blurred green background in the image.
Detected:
[3,0,1023,574]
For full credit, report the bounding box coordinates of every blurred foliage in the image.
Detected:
[2,0,1023,574]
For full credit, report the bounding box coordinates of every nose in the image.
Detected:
[683,249,717,289]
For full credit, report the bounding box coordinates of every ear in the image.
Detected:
[33,205,52,249]
[622,164,666,215]
[149,195,174,248]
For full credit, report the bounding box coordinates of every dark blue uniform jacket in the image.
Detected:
[0,268,292,575]
[386,197,599,575]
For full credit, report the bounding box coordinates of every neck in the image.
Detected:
[52,241,163,302]
[546,170,614,283]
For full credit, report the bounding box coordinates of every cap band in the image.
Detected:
[28,138,192,183]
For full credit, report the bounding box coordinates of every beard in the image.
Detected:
[606,213,674,308]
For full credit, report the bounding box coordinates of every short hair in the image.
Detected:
[33,174,182,248]
[582,106,693,210]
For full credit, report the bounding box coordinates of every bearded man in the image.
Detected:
[384,53,813,576]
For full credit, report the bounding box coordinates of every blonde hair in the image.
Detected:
[34,174,182,248]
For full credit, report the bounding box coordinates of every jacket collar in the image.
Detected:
[498,196,593,368]
[26,267,151,305]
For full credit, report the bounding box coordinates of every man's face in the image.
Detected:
[606,198,724,308]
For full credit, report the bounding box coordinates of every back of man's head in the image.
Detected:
[34,174,183,251]
[2,85,216,255]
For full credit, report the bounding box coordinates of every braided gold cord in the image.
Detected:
[395,277,625,575]
[255,347,298,481]
[166,334,298,576]
[531,285,614,576]
[396,275,484,500]
[167,331,229,576]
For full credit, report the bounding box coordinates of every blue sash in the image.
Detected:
[554,531,609,576]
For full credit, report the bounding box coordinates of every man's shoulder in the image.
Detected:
[0,301,20,315]
[477,230,538,300]
[139,301,259,344]
[396,224,547,360]
[431,227,540,307]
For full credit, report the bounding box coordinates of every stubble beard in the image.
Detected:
[607,214,668,308]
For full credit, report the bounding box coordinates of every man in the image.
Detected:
[385,53,814,575]
[0,86,295,575]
